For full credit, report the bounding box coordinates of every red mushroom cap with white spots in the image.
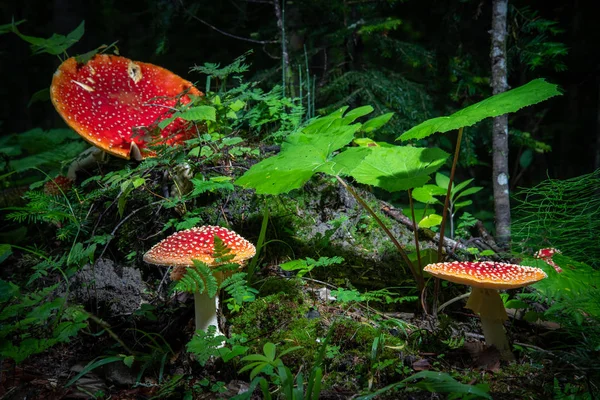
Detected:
[143,226,256,268]
[534,248,561,259]
[50,54,201,160]
[423,261,547,290]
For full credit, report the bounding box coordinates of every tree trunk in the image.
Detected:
[491,0,510,248]
[273,0,291,97]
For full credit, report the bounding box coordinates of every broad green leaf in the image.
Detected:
[342,105,373,123]
[361,113,394,133]
[399,79,561,141]
[188,147,200,157]
[435,172,451,190]
[280,260,308,271]
[132,177,145,188]
[236,109,360,194]
[229,99,246,112]
[263,342,276,361]
[412,185,445,204]
[418,214,442,228]
[122,355,135,368]
[353,138,379,147]
[331,146,449,192]
[178,106,216,122]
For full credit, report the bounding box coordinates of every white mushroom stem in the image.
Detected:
[466,287,515,361]
[193,291,222,336]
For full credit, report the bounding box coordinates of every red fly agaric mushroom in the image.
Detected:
[424,261,547,361]
[143,226,256,336]
[534,248,563,273]
[50,54,201,161]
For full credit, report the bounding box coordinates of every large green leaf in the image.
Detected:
[235,108,363,194]
[399,79,561,141]
[331,146,449,192]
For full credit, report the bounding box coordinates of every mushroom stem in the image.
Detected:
[480,315,514,361]
[193,291,221,336]
[466,287,515,361]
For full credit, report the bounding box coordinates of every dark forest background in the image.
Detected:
[1,0,599,182]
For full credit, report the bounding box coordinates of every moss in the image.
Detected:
[256,276,304,298]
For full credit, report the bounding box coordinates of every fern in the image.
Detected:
[173,260,219,298]
[221,272,258,313]
[512,170,600,268]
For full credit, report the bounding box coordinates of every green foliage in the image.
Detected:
[411,173,483,238]
[331,287,418,306]
[320,70,433,138]
[10,20,84,56]
[0,128,87,181]
[221,272,259,313]
[66,354,132,387]
[356,370,491,399]
[0,281,89,364]
[186,326,249,366]
[280,256,344,277]
[512,170,600,268]
[173,260,219,297]
[236,105,448,195]
[399,79,561,141]
[509,6,569,72]
[190,52,303,141]
[234,327,333,400]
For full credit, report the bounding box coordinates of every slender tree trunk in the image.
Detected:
[273,0,291,97]
[491,0,510,248]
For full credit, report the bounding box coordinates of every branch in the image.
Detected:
[179,0,278,45]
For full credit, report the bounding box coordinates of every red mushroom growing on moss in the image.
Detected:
[424,261,547,361]
[50,54,201,161]
[144,226,256,336]
[534,248,563,273]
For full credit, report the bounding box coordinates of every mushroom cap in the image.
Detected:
[534,248,561,259]
[50,54,201,160]
[143,225,256,268]
[423,261,547,290]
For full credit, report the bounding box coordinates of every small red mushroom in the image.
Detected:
[424,261,547,361]
[50,54,201,160]
[144,226,256,336]
[43,175,74,196]
[534,248,563,273]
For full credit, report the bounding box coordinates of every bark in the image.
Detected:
[491,0,511,248]
[273,0,290,96]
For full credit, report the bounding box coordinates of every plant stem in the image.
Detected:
[336,176,424,292]
[407,189,422,277]
[433,127,463,314]
[437,127,463,261]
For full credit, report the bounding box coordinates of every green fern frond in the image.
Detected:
[221,272,258,313]
[173,261,218,297]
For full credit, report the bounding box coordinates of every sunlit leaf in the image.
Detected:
[399,79,561,141]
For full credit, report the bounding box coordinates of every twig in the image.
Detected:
[96,201,163,262]
[179,0,277,44]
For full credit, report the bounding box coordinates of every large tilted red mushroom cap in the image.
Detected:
[50,54,201,160]
[424,261,547,290]
[143,225,256,268]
